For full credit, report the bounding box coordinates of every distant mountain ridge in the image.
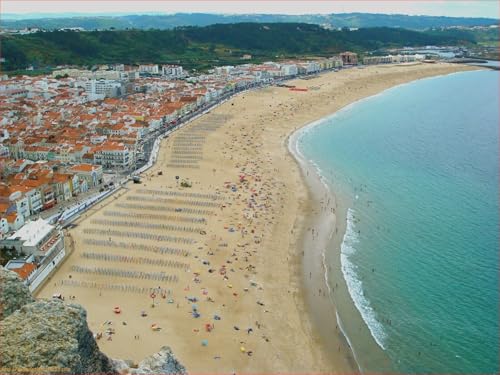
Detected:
[1,12,498,31]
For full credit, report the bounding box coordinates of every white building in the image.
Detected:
[2,219,66,292]
[214,66,235,75]
[68,164,103,187]
[52,69,120,80]
[162,65,184,78]
[363,54,426,65]
[84,79,123,98]
[280,64,298,77]
[94,142,133,169]
[23,187,43,215]
[0,217,9,234]
[0,213,24,235]
[120,71,140,80]
[2,218,64,258]
[139,64,159,75]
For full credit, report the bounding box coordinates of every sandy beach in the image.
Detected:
[36,62,478,373]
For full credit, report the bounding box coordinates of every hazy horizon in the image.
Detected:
[2,1,499,19]
[2,11,499,21]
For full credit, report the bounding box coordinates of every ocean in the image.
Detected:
[297,70,499,373]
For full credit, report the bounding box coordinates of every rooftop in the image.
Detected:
[8,218,54,247]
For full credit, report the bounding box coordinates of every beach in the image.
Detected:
[36,62,479,373]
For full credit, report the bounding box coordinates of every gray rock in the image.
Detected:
[130,346,187,375]
[0,299,115,374]
[0,266,35,320]
[0,268,187,375]
[111,359,133,373]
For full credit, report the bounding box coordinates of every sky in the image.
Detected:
[2,1,499,19]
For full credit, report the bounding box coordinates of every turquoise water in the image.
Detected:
[298,70,499,373]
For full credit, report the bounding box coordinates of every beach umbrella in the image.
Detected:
[201,339,208,346]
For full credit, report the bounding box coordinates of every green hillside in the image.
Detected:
[1,23,474,71]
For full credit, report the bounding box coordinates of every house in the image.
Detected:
[20,176,53,213]
[40,183,56,210]
[6,212,24,232]
[0,183,30,219]
[93,141,133,169]
[340,52,358,65]
[11,184,43,215]
[68,163,103,187]
[5,255,37,282]
[51,173,73,202]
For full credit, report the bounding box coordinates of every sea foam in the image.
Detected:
[341,208,387,350]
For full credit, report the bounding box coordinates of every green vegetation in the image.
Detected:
[0,247,23,266]
[0,23,478,71]
[427,27,499,46]
[1,12,497,31]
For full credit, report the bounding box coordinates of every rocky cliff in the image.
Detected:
[0,267,186,375]
[0,298,116,374]
[0,266,35,319]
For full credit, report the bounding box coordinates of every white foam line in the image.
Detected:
[336,310,364,372]
[289,120,366,371]
[341,208,387,350]
[286,69,480,367]
[289,113,388,355]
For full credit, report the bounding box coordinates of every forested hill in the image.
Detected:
[1,23,474,71]
[1,12,498,31]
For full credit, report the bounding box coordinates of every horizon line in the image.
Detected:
[2,11,499,20]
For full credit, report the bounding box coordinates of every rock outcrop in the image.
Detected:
[132,346,187,374]
[0,267,35,319]
[0,267,187,374]
[0,299,115,374]
[112,347,186,375]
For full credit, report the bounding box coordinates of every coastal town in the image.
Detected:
[0,50,434,292]
[0,2,498,374]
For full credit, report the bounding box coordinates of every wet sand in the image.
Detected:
[36,62,478,373]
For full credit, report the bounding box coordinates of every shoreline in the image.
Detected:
[285,65,486,372]
[35,63,482,373]
[288,126,361,370]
